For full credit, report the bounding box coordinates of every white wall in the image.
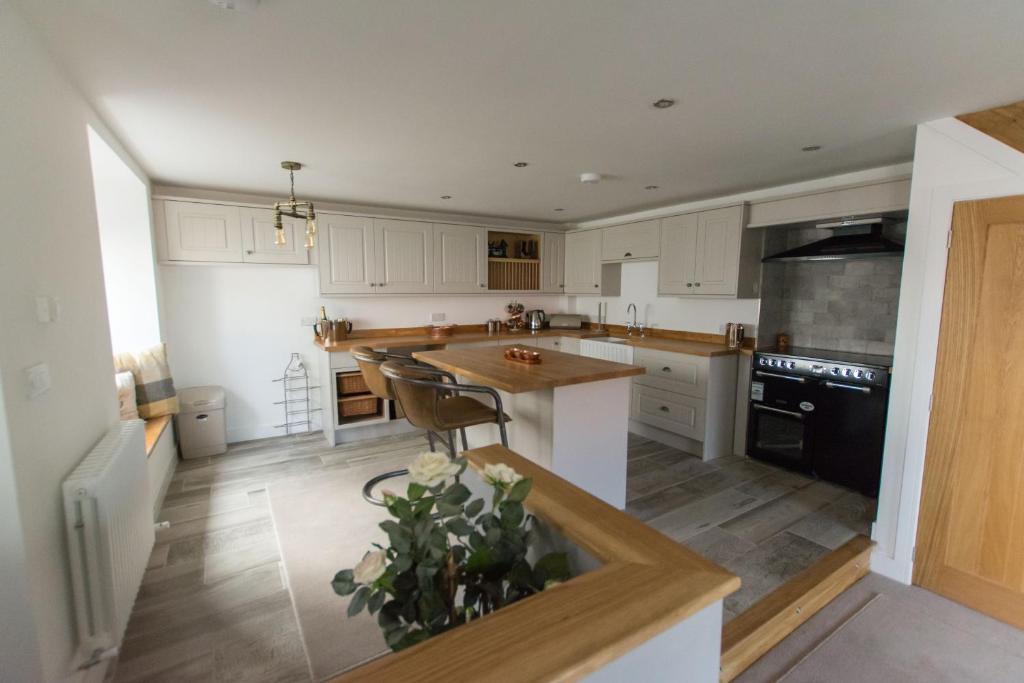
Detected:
[159,263,567,442]
[88,126,161,354]
[569,260,760,336]
[0,2,140,678]
[871,118,1024,582]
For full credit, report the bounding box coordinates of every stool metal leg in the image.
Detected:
[426,430,436,452]
[446,431,457,458]
[362,469,409,507]
[460,427,469,452]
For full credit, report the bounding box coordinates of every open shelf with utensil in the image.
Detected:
[488,231,541,291]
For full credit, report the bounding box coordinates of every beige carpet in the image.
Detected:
[268,446,420,681]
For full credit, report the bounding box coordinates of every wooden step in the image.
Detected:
[719,535,874,682]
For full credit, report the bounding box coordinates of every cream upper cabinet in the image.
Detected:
[433,223,487,293]
[163,201,243,262]
[542,232,566,293]
[658,213,699,294]
[658,204,758,298]
[601,219,660,261]
[318,213,376,294]
[239,207,309,265]
[374,219,434,294]
[564,230,602,294]
[693,206,743,295]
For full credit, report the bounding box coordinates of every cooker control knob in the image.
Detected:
[787,361,796,370]
[865,371,876,381]
[855,370,865,379]
[769,359,777,367]
[830,367,840,376]
[844,368,853,377]
[759,358,767,366]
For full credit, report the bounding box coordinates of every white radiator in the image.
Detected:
[63,420,154,669]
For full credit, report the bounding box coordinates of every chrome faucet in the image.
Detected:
[626,303,637,337]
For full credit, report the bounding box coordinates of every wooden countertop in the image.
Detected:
[412,345,645,393]
[335,445,739,683]
[314,328,739,358]
[314,328,604,353]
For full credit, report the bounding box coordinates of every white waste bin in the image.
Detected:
[177,386,227,458]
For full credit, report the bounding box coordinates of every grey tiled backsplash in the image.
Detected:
[757,226,904,355]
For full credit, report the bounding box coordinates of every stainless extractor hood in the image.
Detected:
[762,217,905,262]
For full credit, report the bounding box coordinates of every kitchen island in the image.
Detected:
[412,345,644,507]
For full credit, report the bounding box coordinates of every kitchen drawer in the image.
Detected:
[632,347,707,398]
[330,351,357,370]
[631,384,706,441]
[551,337,580,354]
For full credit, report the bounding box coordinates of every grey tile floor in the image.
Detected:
[111,431,874,681]
[625,432,875,620]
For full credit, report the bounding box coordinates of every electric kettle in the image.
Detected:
[526,309,547,330]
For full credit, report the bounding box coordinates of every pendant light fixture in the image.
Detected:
[273,161,317,249]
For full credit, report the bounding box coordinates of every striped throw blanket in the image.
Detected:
[114,343,179,418]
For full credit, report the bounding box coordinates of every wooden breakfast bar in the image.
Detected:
[412,345,645,508]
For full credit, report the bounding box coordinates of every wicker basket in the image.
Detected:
[339,395,379,417]
[338,372,369,395]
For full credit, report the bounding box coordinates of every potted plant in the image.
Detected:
[331,452,571,651]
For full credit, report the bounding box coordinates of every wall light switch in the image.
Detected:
[26,363,51,399]
[35,296,61,323]
[430,313,446,323]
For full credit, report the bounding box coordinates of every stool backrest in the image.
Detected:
[350,346,396,400]
[379,361,442,431]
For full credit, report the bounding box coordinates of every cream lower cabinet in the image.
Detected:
[564,230,603,294]
[433,223,488,293]
[658,204,760,298]
[630,347,737,460]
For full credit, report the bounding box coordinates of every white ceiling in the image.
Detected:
[18,0,1024,223]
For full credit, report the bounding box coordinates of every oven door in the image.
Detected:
[812,379,889,497]
[747,370,817,474]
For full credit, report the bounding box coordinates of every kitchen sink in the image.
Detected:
[588,337,629,344]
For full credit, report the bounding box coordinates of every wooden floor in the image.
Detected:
[111,431,873,682]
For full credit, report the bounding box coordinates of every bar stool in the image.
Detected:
[349,346,461,507]
[379,361,510,454]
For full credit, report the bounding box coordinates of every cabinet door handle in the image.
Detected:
[624,251,632,257]
[370,283,377,287]
[661,366,671,372]
[658,406,670,412]
[686,283,693,288]
[378,283,386,287]
[695,282,701,287]
[479,283,486,288]
[594,284,599,288]
[246,249,254,255]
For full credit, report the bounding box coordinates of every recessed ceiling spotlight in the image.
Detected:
[554,208,565,212]
[580,172,601,184]
[652,98,676,109]
[208,0,260,10]
[645,185,659,190]
[440,195,452,199]
[802,145,822,152]
[513,162,529,167]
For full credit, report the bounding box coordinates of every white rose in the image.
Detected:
[482,463,523,489]
[408,451,461,487]
[353,550,387,584]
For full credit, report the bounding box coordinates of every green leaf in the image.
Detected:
[445,517,474,536]
[468,530,486,549]
[330,569,357,596]
[367,588,386,615]
[436,501,462,517]
[485,526,502,546]
[499,500,524,529]
[393,553,413,573]
[393,628,430,652]
[416,562,439,591]
[384,625,409,648]
[506,477,533,503]
[533,552,571,587]
[412,496,435,516]
[465,547,494,573]
[407,482,427,501]
[386,496,413,521]
[464,498,485,518]
[441,483,471,506]
[347,586,370,617]
[380,520,412,553]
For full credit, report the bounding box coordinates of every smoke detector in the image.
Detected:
[208,0,260,10]
[579,172,601,184]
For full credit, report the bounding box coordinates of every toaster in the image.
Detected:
[548,314,583,330]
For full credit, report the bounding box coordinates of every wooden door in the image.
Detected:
[915,194,1024,629]
[658,213,698,294]
[564,230,602,294]
[433,223,487,293]
[693,205,742,295]
[164,201,243,262]
[240,207,309,264]
[374,219,434,293]
[542,232,565,293]
[318,213,376,294]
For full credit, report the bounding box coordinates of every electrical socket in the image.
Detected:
[430,312,446,323]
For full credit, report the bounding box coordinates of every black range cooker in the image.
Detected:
[747,347,892,497]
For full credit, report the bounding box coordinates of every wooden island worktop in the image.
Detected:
[411,345,644,393]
